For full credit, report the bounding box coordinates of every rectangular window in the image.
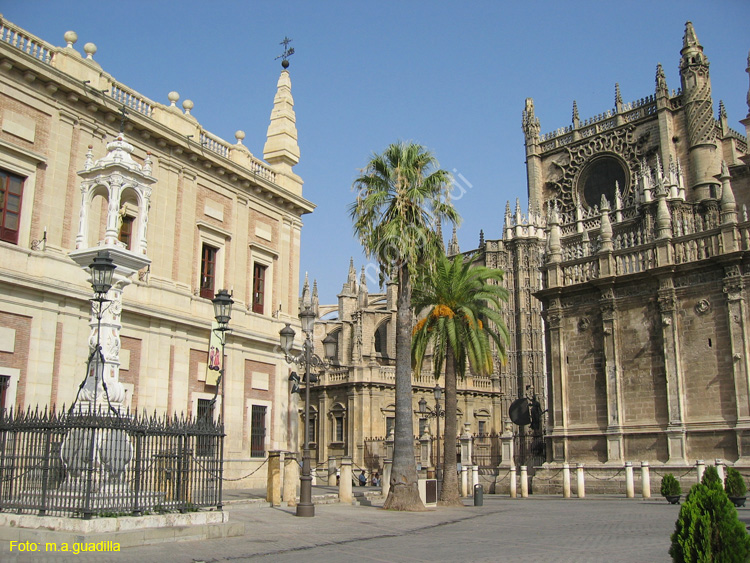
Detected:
[0,171,24,244]
[0,376,9,411]
[478,420,487,436]
[252,263,266,314]
[250,405,267,458]
[200,244,217,299]
[118,215,135,250]
[307,415,317,445]
[386,416,395,438]
[196,398,215,456]
[334,415,344,442]
[419,418,428,436]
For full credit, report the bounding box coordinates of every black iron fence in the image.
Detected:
[0,407,224,518]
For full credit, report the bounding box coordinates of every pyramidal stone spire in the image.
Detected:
[448,226,460,256]
[522,97,541,140]
[615,83,623,111]
[263,67,300,173]
[300,272,311,309]
[572,100,580,127]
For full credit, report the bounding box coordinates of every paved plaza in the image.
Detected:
[7,491,747,563]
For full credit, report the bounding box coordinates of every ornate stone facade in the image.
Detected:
[535,22,750,468]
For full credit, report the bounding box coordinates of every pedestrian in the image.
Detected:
[371,472,380,487]
[358,470,367,486]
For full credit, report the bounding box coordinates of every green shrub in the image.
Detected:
[661,474,681,497]
[725,467,747,498]
[701,465,721,487]
[669,481,750,562]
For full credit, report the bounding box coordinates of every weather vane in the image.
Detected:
[275,36,295,68]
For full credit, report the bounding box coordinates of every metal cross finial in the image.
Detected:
[119,107,129,134]
[275,36,295,68]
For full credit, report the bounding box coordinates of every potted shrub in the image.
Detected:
[660,473,681,504]
[724,467,747,508]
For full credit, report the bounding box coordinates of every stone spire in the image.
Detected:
[679,21,719,201]
[300,272,311,309]
[448,226,460,256]
[599,195,613,251]
[341,257,357,295]
[572,100,580,128]
[263,68,300,176]
[720,161,737,224]
[523,98,543,211]
[436,215,445,253]
[312,279,319,316]
[547,204,561,262]
[615,83,623,112]
[358,266,369,308]
[479,229,485,248]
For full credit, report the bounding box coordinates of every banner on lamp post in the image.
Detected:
[206,321,222,386]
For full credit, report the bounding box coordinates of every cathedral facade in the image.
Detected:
[532,22,750,469]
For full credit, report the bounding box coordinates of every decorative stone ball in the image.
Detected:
[282,59,289,69]
[182,99,194,114]
[235,130,246,144]
[83,42,97,58]
[64,31,78,47]
[167,91,180,106]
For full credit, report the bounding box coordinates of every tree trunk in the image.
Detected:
[383,266,425,511]
[440,347,462,506]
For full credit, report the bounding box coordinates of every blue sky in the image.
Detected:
[5,1,749,305]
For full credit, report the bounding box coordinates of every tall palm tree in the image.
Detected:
[412,254,509,505]
[350,142,459,511]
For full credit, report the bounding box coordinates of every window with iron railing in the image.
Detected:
[250,405,267,457]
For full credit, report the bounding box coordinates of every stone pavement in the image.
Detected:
[4,491,749,563]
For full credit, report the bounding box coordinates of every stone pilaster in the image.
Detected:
[544,297,567,462]
[658,277,688,464]
[599,286,624,463]
[723,266,750,461]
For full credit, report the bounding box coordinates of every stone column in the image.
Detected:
[472,465,479,489]
[266,451,282,506]
[641,461,651,499]
[600,287,624,463]
[460,423,473,468]
[625,462,634,498]
[562,463,571,498]
[545,299,568,462]
[328,455,337,486]
[382,459,392,498]
[499,420,515,467]
[461,465,469,497]
[520,466,529,498]
[723,268,750,462]
[716,459,726,488]
[696,459,705,483]
[339,457,353,503]
[510,466,517,498]
[283,452,298,506]
[576,463,585,498]
[658,277,688,464]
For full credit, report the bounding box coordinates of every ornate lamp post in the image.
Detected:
[71,250,116,414]
[279,307,335,517]
[419,384,445,498]
[211,289,234,422]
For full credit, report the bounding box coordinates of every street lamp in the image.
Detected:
[418,385,445,498]
[210,289,234,423]
[71,250,116,414]
[279,307,335,517]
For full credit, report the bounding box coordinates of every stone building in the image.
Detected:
[0,16,313,487]
[302,259,506,475]
[532,22,750,471]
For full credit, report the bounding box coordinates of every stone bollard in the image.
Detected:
[520,465,529,498]
[716,459,726,488]
[283,452,299,507]
[472,465,479,489]
[641,461,651,499]
[266,450,282,506]
[461,465,469,497]
[562,463,571,498]
[625,461,634,498]
[310,466,317,486]
[328,455,337,486]
[577,463,585,498]
[383,459,392,498]
[510,466,517,498]
[696,459,705,483]
[339,457,353,503]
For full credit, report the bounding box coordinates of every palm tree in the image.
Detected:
[350,142,459,511]
[412,254,509,505]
